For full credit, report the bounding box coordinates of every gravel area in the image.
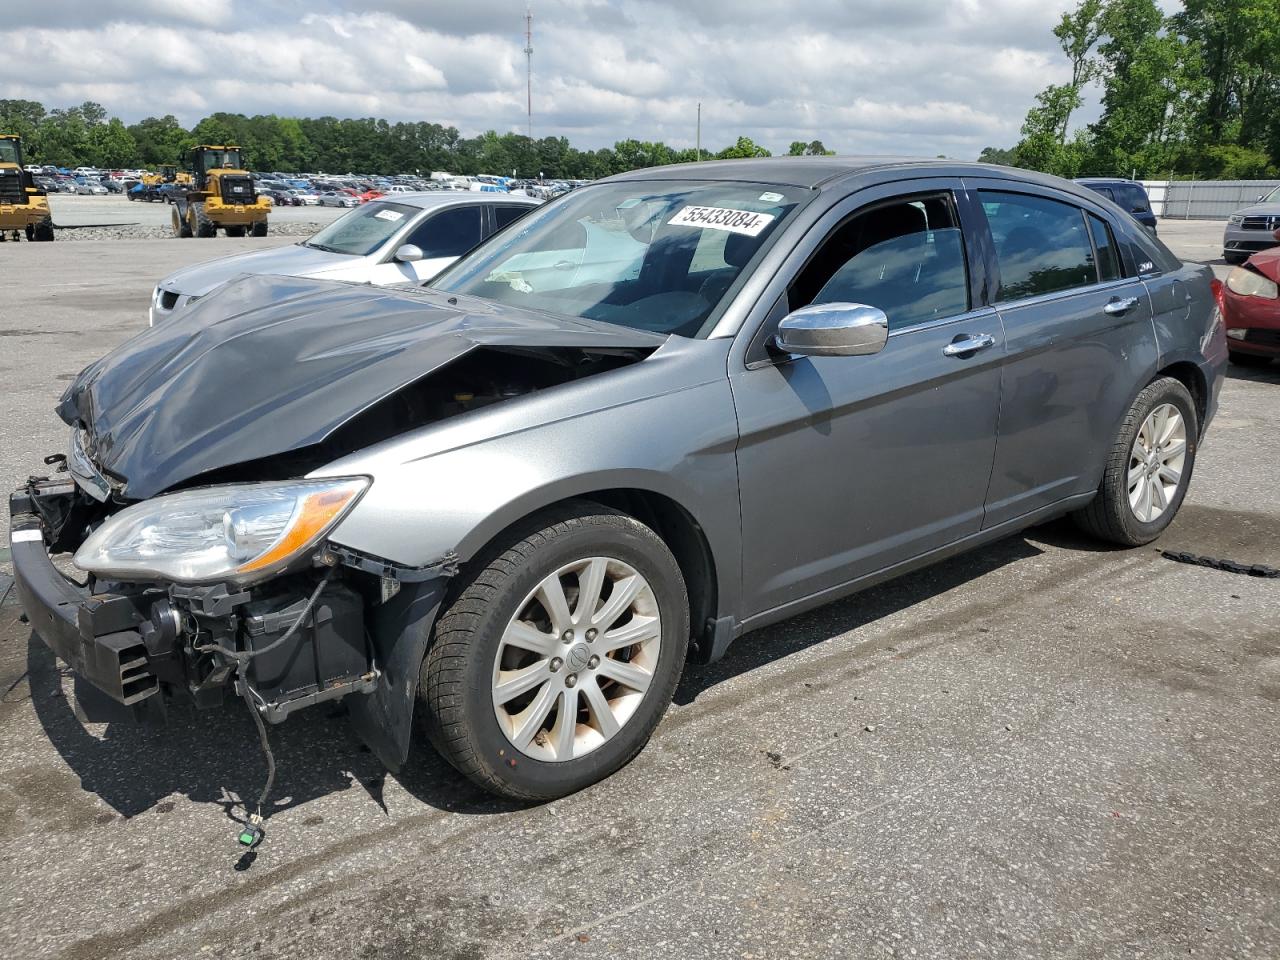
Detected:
[52,221,330,242]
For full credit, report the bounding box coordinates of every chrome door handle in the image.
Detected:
[942,333,996,357]
[1104,296,1140,315]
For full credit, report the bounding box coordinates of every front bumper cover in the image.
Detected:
[10,485,158,705]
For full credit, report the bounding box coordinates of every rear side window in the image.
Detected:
[1088,214,1121,282]
[791,193,970,332]
[980,190,1096,301]
[494,204,531,230]
[1121,185,1150,213]
[414,205,484,258]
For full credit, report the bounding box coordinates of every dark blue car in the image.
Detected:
[1075,178,1158,235]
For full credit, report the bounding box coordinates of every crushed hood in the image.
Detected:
[1245,246,1280,280]
[158,242,357,298]
[59,274,667,500]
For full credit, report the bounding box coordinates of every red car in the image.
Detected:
[1222,236,1280,367]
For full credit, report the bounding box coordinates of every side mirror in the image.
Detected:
[774,302,889,358]
[1257,195,1265,203]
[394,243,424,263]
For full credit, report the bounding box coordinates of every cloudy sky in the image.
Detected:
[6,0,1132,159]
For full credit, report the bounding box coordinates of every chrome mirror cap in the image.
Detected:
[774,302,889,358]
[394,243,424,263]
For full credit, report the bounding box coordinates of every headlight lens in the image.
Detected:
[1225,266,1279,299]
[74,477,369,583]
[1228,215,1244,225]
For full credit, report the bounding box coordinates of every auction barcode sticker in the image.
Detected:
[668,205,775,236]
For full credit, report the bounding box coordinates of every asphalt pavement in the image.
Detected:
[0,218,1277,960]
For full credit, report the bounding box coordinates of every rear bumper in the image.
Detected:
[10,487,158,705]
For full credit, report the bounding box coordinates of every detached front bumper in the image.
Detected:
[10,484,158,705]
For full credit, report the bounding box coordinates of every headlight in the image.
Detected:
[1225,266,1278,299]
[1229,215,1244,225]
[74,477,369,584]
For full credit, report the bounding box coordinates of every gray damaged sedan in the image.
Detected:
[12,158,1226,803]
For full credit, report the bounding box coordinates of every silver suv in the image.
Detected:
[1223,185,1280,264]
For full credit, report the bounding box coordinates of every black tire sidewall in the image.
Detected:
[444,515,688,798]
[1110,379,1198,543]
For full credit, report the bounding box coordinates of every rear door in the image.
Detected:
[966,181,1159,527]
[730,179,1005,619]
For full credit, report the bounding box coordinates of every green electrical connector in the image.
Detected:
[238,813,264,847]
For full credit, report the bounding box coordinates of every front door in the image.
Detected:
[731,182,1005,620]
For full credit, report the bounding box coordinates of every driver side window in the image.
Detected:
[787,194,970,332]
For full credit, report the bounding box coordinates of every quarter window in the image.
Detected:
[1088,214,1121,282]
[790,194,970,332]
[980,191,1097,301]
[494,205,530,230]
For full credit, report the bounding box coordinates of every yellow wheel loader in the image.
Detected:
[0,134,54,242]
[170,145,269,239]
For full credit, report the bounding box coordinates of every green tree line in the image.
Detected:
[981,0,1280,180]
[0,99,832,177]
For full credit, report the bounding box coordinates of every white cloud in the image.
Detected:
[1,0,1093,158]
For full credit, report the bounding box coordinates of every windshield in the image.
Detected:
[431,180,807,338]
[201,149,241,171]
[1265,186,1280,204]
[304,201,418,257]
[0,140,18,165]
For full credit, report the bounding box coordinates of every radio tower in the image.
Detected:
[524,8,533,140]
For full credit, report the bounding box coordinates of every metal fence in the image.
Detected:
[1141,180,1280,220]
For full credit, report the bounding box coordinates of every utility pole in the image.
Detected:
[696,102,701,161]
[524,9,534,141]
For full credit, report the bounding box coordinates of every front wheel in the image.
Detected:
[251,220,268,237]
[418,504,689,801]
[1073,376,1197,546]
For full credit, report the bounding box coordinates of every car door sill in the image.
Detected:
[736,491,1097,637]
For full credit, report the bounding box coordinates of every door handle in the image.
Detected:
[942,333,996,357]
[1103,296,1140,315]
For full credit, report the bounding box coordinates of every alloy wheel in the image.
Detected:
[491,556,661,762]
[1128,403,1187,523]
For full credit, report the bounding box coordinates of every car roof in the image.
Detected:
[602,156,1115,204]
[378,191,541,211]
[1075,178,1145,188]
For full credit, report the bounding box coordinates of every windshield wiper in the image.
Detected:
[305,242,342,253]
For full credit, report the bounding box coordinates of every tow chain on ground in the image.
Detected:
[1160,550,1280,579]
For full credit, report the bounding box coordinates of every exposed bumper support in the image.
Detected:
[10,488,157,706]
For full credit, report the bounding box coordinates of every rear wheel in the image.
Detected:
[33,219,54,242]
[418,504,689,801]
[1229,350,1272,368]
[251,220,268,238]
[1073,376,1197,546]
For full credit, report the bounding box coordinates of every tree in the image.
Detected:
[1052,0,1104,141]
[86,118,137,168]
[788,139,833,156]
[127,115,189,166]
[717,136,770,159]
[977,146,1017,165]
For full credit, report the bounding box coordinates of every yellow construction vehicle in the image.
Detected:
[170,144,269,238]
[0,134,54,242]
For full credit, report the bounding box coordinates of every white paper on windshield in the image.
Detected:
[667,205,775,236]
[374,209,404,221]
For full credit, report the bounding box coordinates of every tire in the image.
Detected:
[172,206,191,239]
[193,203,216,238]
[251,220,268,238]
[418,503,689,801]
[1229,350,1272,368]
[1072,376,1197,546]
[33,219,54,242]
[1224,251,1248,265]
